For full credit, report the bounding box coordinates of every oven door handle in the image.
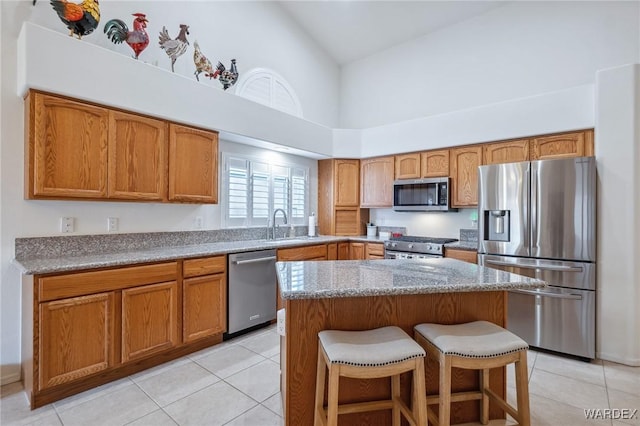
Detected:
[233,256,277,265]
[510,289,583,300]
[485,259,583,273]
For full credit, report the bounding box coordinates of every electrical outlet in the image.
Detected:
[194,216,203,230]
[60,217,74,233]
[107,217,119,232]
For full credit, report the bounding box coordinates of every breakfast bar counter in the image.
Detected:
[276,258,545,425]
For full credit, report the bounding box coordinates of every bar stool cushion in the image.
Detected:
[414,321,528,358]
[319,326,425,367]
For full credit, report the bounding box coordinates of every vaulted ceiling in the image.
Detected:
[277,1,506,65]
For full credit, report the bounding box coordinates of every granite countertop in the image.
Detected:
[14,235,391,275]
[276,258,545,299]
[444,241,478,251]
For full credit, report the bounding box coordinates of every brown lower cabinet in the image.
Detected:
[24,257,226,409]
[444,248,478,264]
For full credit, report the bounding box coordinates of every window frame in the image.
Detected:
[221,152,309,228]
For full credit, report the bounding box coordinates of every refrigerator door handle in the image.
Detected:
[485,259,583,272]
[530,165,538,251]
[511,289,583,300]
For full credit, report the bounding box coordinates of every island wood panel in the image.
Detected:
[283,291,506,426]
[444,248,478,264]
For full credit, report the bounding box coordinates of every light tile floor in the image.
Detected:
[1,324,639,426]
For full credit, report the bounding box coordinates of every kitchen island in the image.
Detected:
[276,258,545,426]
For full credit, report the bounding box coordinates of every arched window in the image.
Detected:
[234,68,303,118]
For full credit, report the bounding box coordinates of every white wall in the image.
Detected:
[340,1,640,128]
[595,64,640,365]
[0,0,337,384]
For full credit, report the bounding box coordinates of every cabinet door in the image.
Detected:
[360,156,394,207]
[122,281,178,362]
[394,153,420,179]
[450,146,482,207]
[183,274,226,343]
[334,208,366,236]
[327,243,338,260]
[108,111,167,200]
[39,293,115,389]
[483,140,529,165]
[365,243,384,259]
[337,243,350,260]
[334,159,360,207]
[168,124,218,203]
[530,131,593,160]
[28,92,108,199]
[349,242,365,260]
[421,150,450,177]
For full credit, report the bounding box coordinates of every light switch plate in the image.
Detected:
[107,217,118,232]
[60,217,74,233]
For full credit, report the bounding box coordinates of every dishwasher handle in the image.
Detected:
[485,259,583,273]
[232,255,277,265]
[511,289,583,300]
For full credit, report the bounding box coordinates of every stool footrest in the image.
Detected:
[334,399,394,415]
[427,390,482,405]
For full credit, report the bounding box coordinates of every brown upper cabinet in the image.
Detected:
[450,145,482,208]
[26,92,109,199]
[25,91,218,204]
[360,156,394,207]
[318,159,368,236]
[334,159,360,206]
[421,149,450,177]
[168,124,218,203]
[395,153,421,179]
[530,130,594,160]
[482,139,530,165]
[108,111,168,201]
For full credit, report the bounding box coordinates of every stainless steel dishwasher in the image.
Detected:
[227,249,277,336]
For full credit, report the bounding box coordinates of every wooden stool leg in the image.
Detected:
[480,368,490,425]
[413,358,427,426]
[439,353,452,426]
[314,346,327,426]
[515,352,531,426]
[392,374,401,426]
[326,364,340,426]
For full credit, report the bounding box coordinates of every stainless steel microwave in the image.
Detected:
[393,177,457,211]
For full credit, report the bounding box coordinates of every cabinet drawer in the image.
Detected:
[38,262,177,302]
[183,255,226,278]
[278,244,327,261]
[366,243,384,257]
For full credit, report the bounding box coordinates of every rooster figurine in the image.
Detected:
[212,59,239,90]
[193,41,215,82]
[158,24,190,72]
[49,0,100,39]
[103,13,150,60]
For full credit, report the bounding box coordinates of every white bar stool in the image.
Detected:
[414,321,530,426]
[314,326,428,426]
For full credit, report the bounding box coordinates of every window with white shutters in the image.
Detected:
[222,154,309,228]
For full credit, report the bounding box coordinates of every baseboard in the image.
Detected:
[1,370,21,386]
[597,351,640,367]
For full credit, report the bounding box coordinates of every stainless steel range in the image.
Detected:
[384,236,458,259]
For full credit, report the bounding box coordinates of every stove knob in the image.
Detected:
[408,244,414,249]
[427,244,432,250]
[391,243,397,248]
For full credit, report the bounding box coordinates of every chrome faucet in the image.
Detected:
[270,208,288,240]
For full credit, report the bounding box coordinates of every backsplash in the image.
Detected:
[459,228,478,242]
[15,226,309,260]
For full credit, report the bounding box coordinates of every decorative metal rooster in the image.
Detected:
[193,41,214,82]
[213,59,239,90]
[158,24,190,72]
[103,13,150,60]
[49,0,100,39]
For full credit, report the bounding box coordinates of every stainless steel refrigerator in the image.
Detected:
[477,156,596,359]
